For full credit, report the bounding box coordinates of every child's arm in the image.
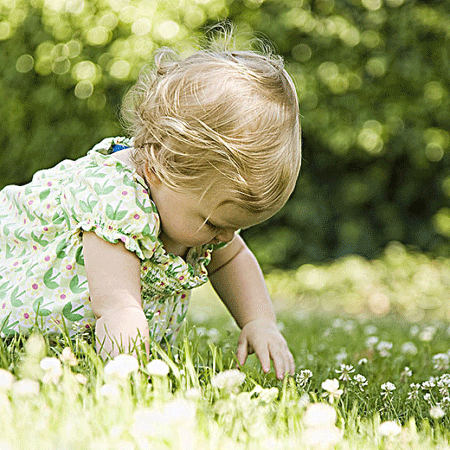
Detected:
[82,231,149,358]
[207,234,295,379]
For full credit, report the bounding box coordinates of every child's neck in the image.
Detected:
[158,232,189,258]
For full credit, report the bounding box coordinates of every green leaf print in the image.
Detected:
[1,315,19,337]
[10,286,24,307]
[94,181,115,196]
[13,229,27,242]
[69,275,87,294]
[75,246,84,266]
[135,198,154,214]
[0,281,12,300]
[56,239,68,259]
[43,268,59,289]
[105,201,127,221]
[26,263,38,277]
[142,223,156,241]
[31,232,49,247]
[2,223,11,236]
[85,168,106,178]
[39,189,51,201]
[79,200,91,213]
[5,244,14,259]
[32,297,52,316]
[24,186,32,196]
[62,302,84,321]
[122,176,135,188]
[52,211,65,225]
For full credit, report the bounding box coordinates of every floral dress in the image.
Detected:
[0,137,217,344]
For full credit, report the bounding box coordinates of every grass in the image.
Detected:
[1,242,450,449]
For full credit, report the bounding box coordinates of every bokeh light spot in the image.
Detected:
[157,20,180,41]
[0,22,11,40]
[109,59,130,79]
[132,17,152,36]
[16,54,34,73]
[74,80,93,99]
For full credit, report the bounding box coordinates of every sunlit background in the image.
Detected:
[1,0,449,318]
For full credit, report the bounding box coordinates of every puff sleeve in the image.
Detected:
[61,152,160,261]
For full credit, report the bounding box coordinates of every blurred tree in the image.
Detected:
[0,0,449,269]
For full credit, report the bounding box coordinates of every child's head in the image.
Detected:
[122,41,301,218]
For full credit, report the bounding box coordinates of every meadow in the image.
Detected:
[1,242,450,449]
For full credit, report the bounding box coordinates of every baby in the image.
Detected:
[0,44,301,380]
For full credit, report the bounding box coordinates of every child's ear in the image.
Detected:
[144,164,162,187]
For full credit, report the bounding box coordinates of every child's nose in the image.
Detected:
[217,229,235,243]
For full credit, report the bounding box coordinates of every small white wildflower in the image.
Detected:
[75,373,88,385]
[400,366,412,382]
[409,325,420,337]
[0,369,15,390]
[321,378,343,403]
[12,379,40,396]
[358,358,368,365]
[40,357,63,384]
[401,342,418,355]
[335,350,348,364]
[407,383,421,400]
[430,405,445,419]
[364,325,378,335]
[211,369,245,392]
[146,359,170,377]
[419,326,437,342]
[295,369,313,388]
[302,426,342,448]
[432,353,450,371]
[59,347,77,366]
[379,421,402,437]
[422,379,436,390]
[258,387,279,403]
[353,374,368,392]
[303,403,337,428]
[381,382,396,397]
[335,364,355,382]
[423,393,432,404]
[376,341,393,357]
[100,382,121,400]
[104,354,139,379]
[365,336,379,348]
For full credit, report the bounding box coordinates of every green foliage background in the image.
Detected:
[1,0,449,269]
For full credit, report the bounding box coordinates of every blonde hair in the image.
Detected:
[121,41,301,214]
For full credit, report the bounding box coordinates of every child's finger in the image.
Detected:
[253,343,271,374]
[236,334,248,366]
[269,343,290,380]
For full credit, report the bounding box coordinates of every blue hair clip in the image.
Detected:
[111,144,129,153]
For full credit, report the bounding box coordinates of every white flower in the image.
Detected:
[379,421,401,437]
[0,369,15,390]
[381,382,396,396]
[75,374,88,385]
[211,370,245,392]
[430,405,445,419]
[419,326,437,342]
[104,354,139,379]
[401,342,418,355]
[353,374,368,392]
[432,353,450,371]
[295,369,313,388]
[146,359,170,377]
[407,383,421,400]
[376,341,393,357]
[40,357,63,384]
[303,403,337,428]
[400,366,412,380]
[335,350,348,363]
[258,387,279,403]
[12,379,40,396]
[335,364,355,381]
[321,379,343,403]
[302,426,342,448]
[358,358,368,365]
[100,382,121,400]
[365,336,379,348]
[59,347,78,366]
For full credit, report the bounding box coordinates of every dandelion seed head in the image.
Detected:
[104,354,139,379]
[379,421,402,437]
[146,359,170,377]
[0,369,15,390]
[303,403,337,428]
[401,342,418,355]
[430,405,445,419]
[211,370,245,392]
[40,357,63,384]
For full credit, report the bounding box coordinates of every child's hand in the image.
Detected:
[236,319,295,380]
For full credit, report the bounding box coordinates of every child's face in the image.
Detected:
[148,178,275,250]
